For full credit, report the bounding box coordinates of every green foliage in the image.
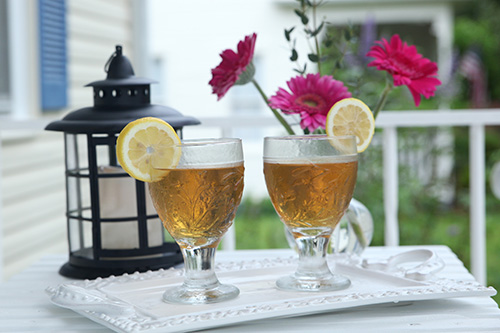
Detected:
[284,0,329,75]
[454,0,500,102]
[351,128,453,247]
[451,3,500,305]
[234,197,288,249]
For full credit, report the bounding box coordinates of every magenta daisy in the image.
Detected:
[209,33,257,100]
[269,73,351,132]
[366,34,441,107]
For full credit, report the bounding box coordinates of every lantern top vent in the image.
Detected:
[86,45,155,87]
[45,45,200,134]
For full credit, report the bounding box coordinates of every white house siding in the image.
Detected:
[67,0,135,109]
[1,131,67,279]
[1,0,137,280]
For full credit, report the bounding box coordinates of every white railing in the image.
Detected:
[198,109,500,286]
[377,110,499,286]
[1,109,499,285]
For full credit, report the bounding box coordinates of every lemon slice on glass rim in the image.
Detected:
[116,117,181,182]
[325,98,375,153]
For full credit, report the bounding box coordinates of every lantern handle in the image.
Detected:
[104,45,123,73]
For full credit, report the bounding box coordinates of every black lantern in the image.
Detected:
[46,45,200,279]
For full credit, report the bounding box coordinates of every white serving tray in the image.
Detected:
[46,256,496,333]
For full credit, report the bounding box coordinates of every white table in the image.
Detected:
[1,246,499,332]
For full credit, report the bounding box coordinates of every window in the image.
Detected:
[0,0,68,115]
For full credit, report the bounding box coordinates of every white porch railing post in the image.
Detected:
[469,124,486,285]
[383,126,399,246]
[220,126,236,251]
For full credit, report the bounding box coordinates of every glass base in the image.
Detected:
[276,273,351,292]
[162,283,239,304]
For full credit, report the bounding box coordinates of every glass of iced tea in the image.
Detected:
[263,135,358,292]
[148,138,244,304]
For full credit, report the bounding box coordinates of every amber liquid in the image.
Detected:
[149,163,244,248]
[264,158,357,236]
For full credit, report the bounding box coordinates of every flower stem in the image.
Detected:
[252,79,295,135]
[372,81,393,119]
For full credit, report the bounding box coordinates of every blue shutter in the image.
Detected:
[39,0,67,111]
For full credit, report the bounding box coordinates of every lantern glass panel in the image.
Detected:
[65,133,89,170]
[68,218,83,252]
[95,144,110,167]
[68,218,93,255]
[100,221,140,249]
[147,218,165,247]
[83,220,93,250]
[67,176,91,219]
[65,133,92,221]
[98,172,138,218]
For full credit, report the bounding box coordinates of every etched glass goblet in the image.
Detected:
[149,138,244,304]
[264,135,358,292]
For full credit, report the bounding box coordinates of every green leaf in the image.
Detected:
[344,28,351,41]
[308,53,319,62]
[293,68,304,75]
[284,27,295,42]
[301,14,309,25]
[294,9,309,25]
[331,61,337,71]
[292,63,307,75]
[290,49,298,61]
[323,34,333,47]
[310,22,324,37]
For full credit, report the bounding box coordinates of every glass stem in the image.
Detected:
[181,247,220,290]
[294,235,332,279]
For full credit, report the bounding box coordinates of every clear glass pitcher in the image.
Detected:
[285,198,373,256]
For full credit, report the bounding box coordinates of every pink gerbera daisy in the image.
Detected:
[269,73,351,132]
[366,34,441,107]
[209,33,257,100]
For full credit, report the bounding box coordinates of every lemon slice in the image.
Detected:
[325,98,375,153]
[116,117,181,182]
